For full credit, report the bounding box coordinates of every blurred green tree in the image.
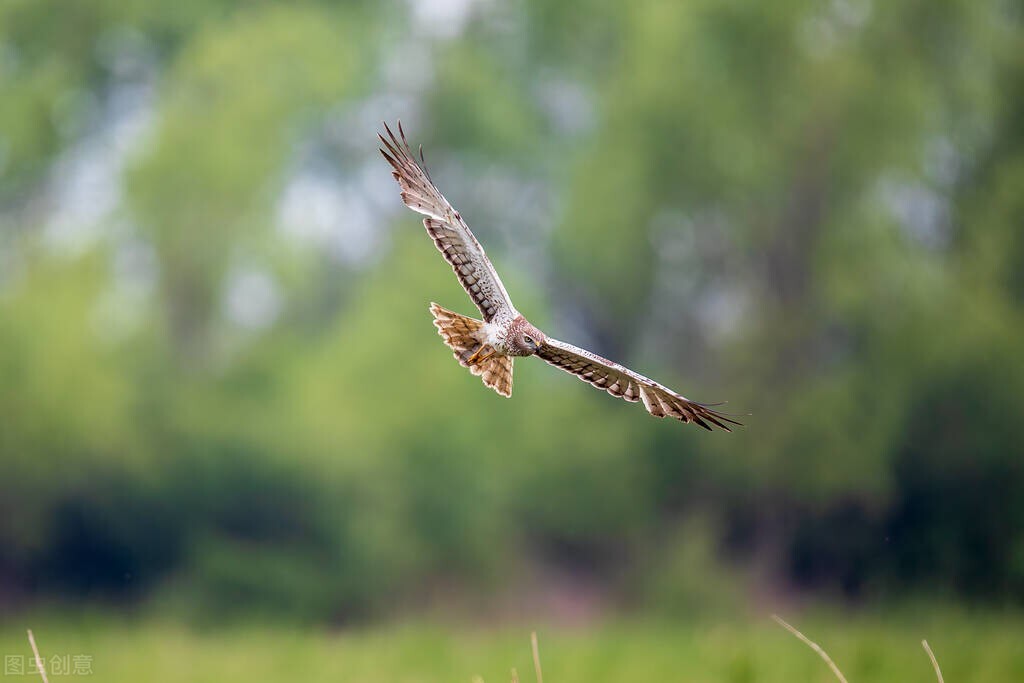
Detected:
[1,0,1022,618]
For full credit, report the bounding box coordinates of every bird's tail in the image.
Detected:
[429,302,513,397]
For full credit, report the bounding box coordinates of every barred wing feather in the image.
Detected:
[379,122,516,323]
[536,338,741,431]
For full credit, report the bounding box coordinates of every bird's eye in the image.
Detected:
[524,335,534,345]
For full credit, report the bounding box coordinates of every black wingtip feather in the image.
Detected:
[381,132,404,162]
[381,121,432,180]
[383,121,403,158]
[703,413,734,431]
[400,123,415,156]
[418,143,433,180]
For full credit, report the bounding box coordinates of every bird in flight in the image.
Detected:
[379,122,740,431]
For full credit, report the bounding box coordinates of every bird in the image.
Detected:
[378,122,740,431]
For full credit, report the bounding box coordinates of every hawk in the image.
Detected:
[379,122,740,431]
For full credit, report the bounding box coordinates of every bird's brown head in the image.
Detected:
[511,317,546,356]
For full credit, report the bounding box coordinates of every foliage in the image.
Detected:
[1,0,1023,620]
[2,611,1024,683]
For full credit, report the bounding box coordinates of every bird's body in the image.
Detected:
[380,122,740,431]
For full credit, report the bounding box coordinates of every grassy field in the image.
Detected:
[2,609,1023,682]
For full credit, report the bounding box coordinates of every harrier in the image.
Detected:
[379,122,739,431]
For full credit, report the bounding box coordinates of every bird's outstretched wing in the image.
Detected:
[379,122,516,322]
[536,338,741,431]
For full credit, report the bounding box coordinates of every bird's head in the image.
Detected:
[516,320,547,356]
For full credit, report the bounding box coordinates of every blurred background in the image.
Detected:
[2,0,1024,680]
